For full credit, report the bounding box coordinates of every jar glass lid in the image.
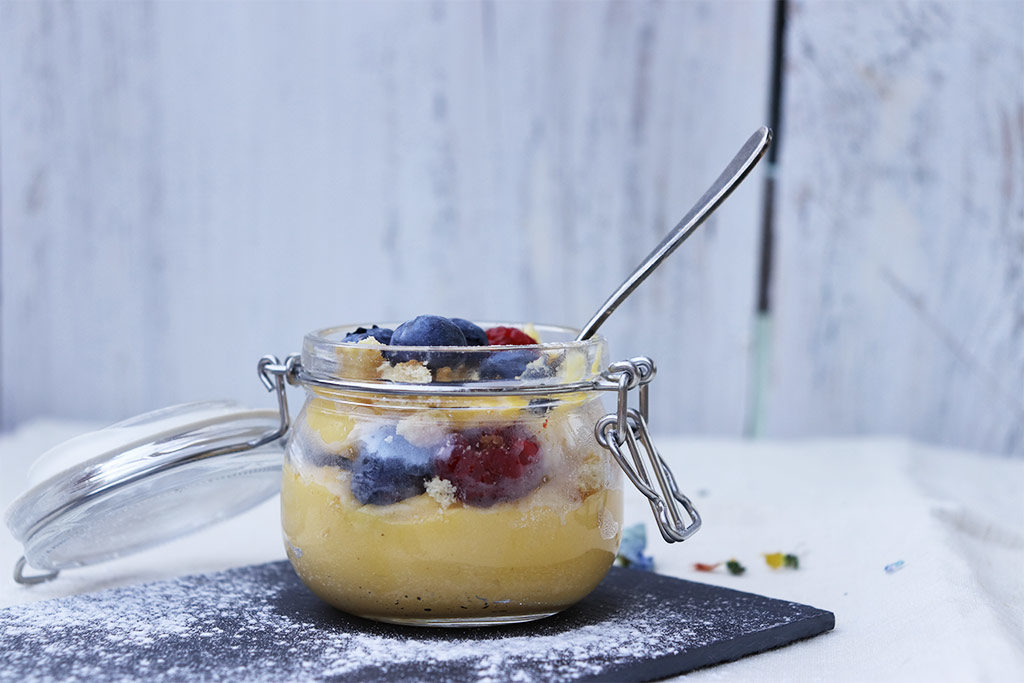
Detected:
[5,401,286,582]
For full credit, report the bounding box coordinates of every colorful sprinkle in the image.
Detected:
[725,559,746,576]
[884,560,905,574]
[615,524,655,571]
[693,562,721,572]
[764,552,800,569]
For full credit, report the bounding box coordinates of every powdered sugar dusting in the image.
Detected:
[0,562,833,681]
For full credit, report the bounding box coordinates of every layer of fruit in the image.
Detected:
[334,316,598,384]
[292,387,615,509]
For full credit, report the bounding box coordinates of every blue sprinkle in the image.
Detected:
[884,560,905,574]
[616,523,655,571]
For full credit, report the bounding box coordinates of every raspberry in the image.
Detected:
[485,326,536,346]
[435,427,544,507]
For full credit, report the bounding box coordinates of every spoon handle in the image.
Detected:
[576,126,773,342]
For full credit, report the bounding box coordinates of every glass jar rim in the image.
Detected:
[300,321,608,393]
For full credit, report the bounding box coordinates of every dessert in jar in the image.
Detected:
[4,314,700,624]
[7,128,773,613]
[281,317,624,626]
[6,129,769,605]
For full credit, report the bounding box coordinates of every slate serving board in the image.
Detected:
[0,561,833,681]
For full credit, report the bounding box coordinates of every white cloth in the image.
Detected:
[2,421,1022,681]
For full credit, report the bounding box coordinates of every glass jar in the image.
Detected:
[281,323,621,626]
[5,321,700,627]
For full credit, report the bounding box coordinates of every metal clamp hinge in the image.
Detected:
[13,556,59,585]
[255,353,301,448]
[595,357,702,543]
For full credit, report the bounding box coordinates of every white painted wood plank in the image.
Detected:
[0,0,167,424]
[1,1,771,438]
[766,0,1024,455]
[481,1,773,435]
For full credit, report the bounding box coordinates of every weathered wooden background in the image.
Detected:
[1,0,1021,455]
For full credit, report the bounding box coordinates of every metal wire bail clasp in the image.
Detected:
[255,353,301,447]
[595,358,702,543]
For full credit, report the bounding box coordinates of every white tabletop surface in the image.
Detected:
[2,420,1022,681]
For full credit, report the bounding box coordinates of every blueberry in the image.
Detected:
[342,325,393,344]
[450,318,488,346]
[391,315,466,346]
[386,315,467,369]
[478,349,540,380]
[350,426,434,505]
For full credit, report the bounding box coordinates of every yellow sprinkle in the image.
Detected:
[764,552,785,569]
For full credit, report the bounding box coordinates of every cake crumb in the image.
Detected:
[378,359,432,384]
[577,452,609,497]
[396,412,449,448]
[356,337,385,347]
[434,365,477,382]
[425,477,458,510]
[336,338,387,380]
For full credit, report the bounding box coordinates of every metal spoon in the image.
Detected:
[576,126,772,341]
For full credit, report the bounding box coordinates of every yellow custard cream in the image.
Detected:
[282,464,622,623]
